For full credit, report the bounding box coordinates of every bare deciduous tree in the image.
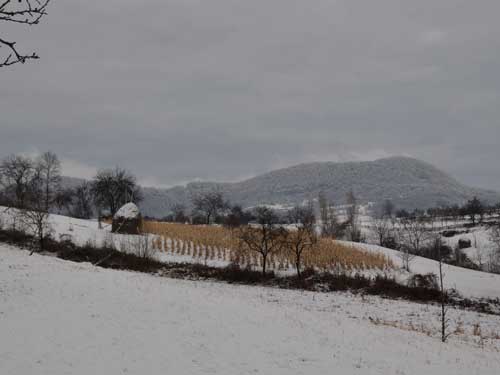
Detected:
[237,206,287,275]
[54,188,74,215]
[488,224,500,273]
[170,203,188,223]
[464,197,484,226]
[396,216,434,272]
[91,167,143,217]
[471,233,485,270]
[432,235,451,343]
[396,244,417,272]
[382,199,395,218]
[192,190,228,224]
[318,191,328,223]
[318,191,342,238]
[36,151,61,212]
[0,0,51,67]
[401,216,433,254]
[0,154,35,208]
[71,182,94,219]
[371,217,395,248]
[345,190,362,242]
[1,152,61,246]
[224,204,251,228]
[285,205,317,278]
[16,166,53,253]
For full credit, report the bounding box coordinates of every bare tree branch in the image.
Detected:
[0,1,50,23]
[0,37,39,66]
[0,0,51,68]
[237,207,287,275]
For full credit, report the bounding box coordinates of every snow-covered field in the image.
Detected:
[442,227,498,268]
[1,243,500,375]
[360,214,500,273]
[339,241,500,300]
[2,207,500,300]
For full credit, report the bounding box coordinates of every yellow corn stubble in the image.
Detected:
[142,221,394,271]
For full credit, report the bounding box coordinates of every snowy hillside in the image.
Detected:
[2,208,500,301]
[441,227,499,270]
[339,241,500,300]
[1,244,500,374]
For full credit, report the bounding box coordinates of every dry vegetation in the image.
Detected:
[142,221,394,273]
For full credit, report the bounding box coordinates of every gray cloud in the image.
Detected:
[1,0,500,190]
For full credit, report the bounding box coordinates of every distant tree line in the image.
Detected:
[369,196,500,273]
[394,197,499,227]
[0,152,61,250]
[0,152,143,253]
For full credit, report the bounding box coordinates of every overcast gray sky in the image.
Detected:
[1,0,499,189]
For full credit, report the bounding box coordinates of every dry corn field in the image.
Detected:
[143,221,394,273]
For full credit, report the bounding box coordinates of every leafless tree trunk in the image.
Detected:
[285,205,317,278]
[191,190,229,224]
[346,190,362,242]
[318,191,329,226]
[97,206,103,229]
[381,199,395,218]
[371,217,394,247]
[318,192,342,238]
[36,151,61,212]
[396,215,434,272]
[0,154,35,208]
[237,207,287,275]
[435,236,450,343]
[18,206,52,254]
[71,182,94,219]
[91,167,142,217]
[396,244,417,272]
[472,233,484,270]
[488,224,500,272]
[1,152,60,253]
[16,167,53,254]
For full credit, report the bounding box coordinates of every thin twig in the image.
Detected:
[0,0,50,67]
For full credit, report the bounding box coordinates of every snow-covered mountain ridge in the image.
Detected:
[138,156,500,217]
[62,156,500,218]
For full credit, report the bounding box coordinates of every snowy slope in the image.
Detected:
[339,241,500,300]
[2,207,500,300]
[441,227,498,269]
[49,212,500,300]
[1,244,499,375]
